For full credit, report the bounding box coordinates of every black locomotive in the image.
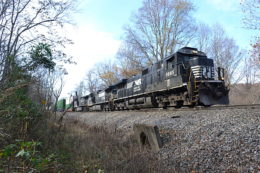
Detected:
[72,47,229,111]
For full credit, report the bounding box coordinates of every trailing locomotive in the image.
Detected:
[72,47,229,111]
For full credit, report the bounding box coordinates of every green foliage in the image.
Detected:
[0,67,48,172]
[0,140,58,172]
[0,85,41,120]
[29,43,56,71]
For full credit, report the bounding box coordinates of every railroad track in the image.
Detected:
[202,104,260,110]
[68,104,260,114]
[125,104,260,113]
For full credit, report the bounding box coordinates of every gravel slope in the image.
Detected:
[66,107,260,172]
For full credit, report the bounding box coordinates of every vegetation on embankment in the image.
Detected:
[0,109,165,172]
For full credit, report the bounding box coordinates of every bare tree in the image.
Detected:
[208,25,244,85]
[246,40,260,84]
[28,66,67,111]
[241,0,260,30]
[117,0,196,72]
[74,81,88,98]
[75,67,108,96]
[193,24,245,85]
[117,43,146,74]
[241,0,260,80]
[243,56,258,86]
[251,41,260,67]
[53,71,65,112]
[195,23,211,52]
[117,56,143,78]
[0,0,76,85]
[95,61,120,88]
[85,69,100,93]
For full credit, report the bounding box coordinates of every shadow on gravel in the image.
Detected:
[171,115,181,119]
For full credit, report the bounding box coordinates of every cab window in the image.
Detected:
[167,56,175,70]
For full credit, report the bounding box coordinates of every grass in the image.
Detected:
[36,115,170,173]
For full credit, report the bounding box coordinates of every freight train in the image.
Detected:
[69,47,229,111]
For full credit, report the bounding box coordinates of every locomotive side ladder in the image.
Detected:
[192,80,199,103]
[188,69,199,104]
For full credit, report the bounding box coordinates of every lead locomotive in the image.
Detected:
[73,47,229,111]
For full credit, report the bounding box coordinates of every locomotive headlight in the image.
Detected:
[192,50,198,54]
[202,66,212,79]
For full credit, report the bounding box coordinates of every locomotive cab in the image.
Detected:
[177,47,215,81]
[177,47,229,106]
[164,54,184,88]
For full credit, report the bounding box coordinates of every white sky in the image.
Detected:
[60,24,120,97]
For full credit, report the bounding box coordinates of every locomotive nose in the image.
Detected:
[198,83,229,106]
[215,91,223,98]
[199,91,229,106]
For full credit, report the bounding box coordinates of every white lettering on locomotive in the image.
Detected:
[127,82,133,89]
[133,85,141,92]
[167,79,170,87]
[134,79,141,85]
[98,91,105,98]
[133,79,142,92]
[166,70,175,77]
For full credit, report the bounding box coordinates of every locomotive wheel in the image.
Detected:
[174,101,183,108]
[163,103,168,109]
[203,104,211,107]
[199,102,211,107]
[188,103,196,108]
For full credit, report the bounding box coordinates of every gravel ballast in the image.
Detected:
[66,107,260,173]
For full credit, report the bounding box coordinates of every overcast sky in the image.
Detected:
[60,0,258,97]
